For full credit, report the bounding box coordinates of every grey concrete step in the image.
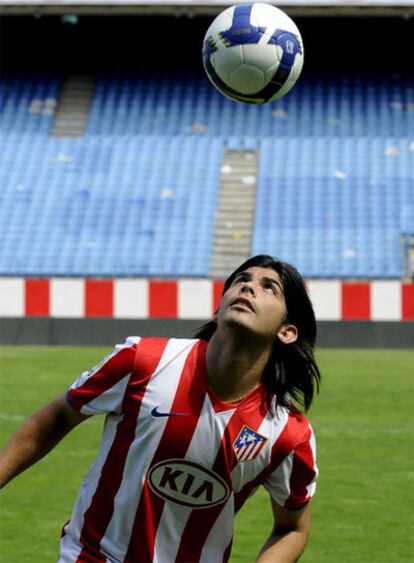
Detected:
[210,147,259,277]
[211,256,250,267]
[220,181,256,187]
[214,234,251,240]
[52,75,95,137]
[219,194,254,200]
[214,239,251,247]
[212,248,251,256]
[217,207,253,214]
[215,225,252,234]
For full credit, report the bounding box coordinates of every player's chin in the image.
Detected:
[223,311,257,334]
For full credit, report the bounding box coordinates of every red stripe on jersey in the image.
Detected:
[285,426,316,510]
[175,386,269,563]
[223,540,233,563]
[233,412,309,514]
[25,279,50,316]
[402,283,414,320]
[67,345,137,412]
[341,282,370,320]
[75,338,168,563]
[75,548,106,562]
[124,340,207,563]
[85,280,113,317]
[149,280,178,318]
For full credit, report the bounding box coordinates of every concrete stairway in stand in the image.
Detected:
[51,75,95,137]
[210,148,258,278]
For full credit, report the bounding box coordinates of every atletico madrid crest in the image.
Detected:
[233,426,268,462]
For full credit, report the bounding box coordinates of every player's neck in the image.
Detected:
[206,329,272,403]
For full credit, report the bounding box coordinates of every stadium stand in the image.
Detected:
[253,137,413,278]
[84,71,414,138]
[1,67,412,278]
[0,8,413,280]
[0,131,223,276]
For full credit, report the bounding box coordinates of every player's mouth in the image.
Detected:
[229,297,256,313]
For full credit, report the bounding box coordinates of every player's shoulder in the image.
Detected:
[287,403,309,423]
[126,336,200,348]
[116,335,198,349]
[275,404,313,449]
[120,335,201,363]
[111,336,199,383]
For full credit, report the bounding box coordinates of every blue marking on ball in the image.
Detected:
[220,4,266,46]
[267,29,302,67]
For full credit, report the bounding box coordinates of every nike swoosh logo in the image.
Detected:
[151,406,186,418]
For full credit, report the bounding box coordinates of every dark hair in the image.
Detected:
[194,255,321,412]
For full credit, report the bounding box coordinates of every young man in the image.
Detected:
[0,255,321,563]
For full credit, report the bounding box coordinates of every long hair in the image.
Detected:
[194,255,321,412]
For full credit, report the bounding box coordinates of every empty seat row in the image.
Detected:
[252,138,413,278]
[1,70,413,137]
[0,136,223,276]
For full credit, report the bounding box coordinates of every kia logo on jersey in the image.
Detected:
[147,459,231,509]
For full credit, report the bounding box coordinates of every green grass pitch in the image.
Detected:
[1,345,413,562]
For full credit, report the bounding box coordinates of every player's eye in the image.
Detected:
[264,281,282,296]
[265,283,277,294]
[234,273,249,284]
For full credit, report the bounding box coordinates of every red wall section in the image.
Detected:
[341,283,370,320]
[25,279,50,316]
[85,280,114,317]
[402,283,414,320]
[149,281,178,318]
[213,281,225,314]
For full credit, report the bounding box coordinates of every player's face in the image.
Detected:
[216,266,298,345]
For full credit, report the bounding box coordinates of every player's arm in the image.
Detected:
[256,498,310,563]
[0,394,89,489]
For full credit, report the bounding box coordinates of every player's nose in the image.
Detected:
[240,281,255,297]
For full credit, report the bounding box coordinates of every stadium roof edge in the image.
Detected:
[1,0,414,17]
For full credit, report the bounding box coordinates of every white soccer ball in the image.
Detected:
[202,2,304,104]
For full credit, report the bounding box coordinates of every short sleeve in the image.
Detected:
[66,336,140,416]
[263,424,318,510]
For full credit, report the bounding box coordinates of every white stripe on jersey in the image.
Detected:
[231,408,289,495]
[307,427,318,498]
[79,374,131,416]
[263,451,294,506]
[199,499,234,563]
[58,537,84,563]
[99,339,197,563]
[153,503,193,563]
[60,414,124,562]
[185,394,236,465]
[152,394,236,563]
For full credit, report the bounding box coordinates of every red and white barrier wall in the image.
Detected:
[1,278,413,321]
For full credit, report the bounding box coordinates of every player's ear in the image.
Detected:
[276,323,298,345]
[212,308,219,323]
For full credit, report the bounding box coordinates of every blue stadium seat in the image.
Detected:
[252,136,413,278]
[1,70,413,278]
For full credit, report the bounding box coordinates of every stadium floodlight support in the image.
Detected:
[1,0,414,17]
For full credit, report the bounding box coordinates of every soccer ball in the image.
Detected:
[202,2,304,104]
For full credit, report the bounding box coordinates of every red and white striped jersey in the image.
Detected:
[60,337,317,563]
